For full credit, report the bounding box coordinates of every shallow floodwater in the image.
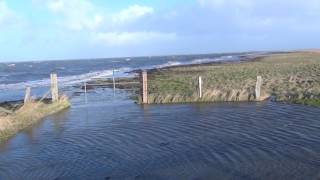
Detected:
[0,89,320,180]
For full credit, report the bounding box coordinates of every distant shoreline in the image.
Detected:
[129,51,295,74]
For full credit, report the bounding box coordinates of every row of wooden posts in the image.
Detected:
[24,73,59,104]
[139,70,263,104]
[23,71,262,104]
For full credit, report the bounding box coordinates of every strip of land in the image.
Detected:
[145,51,320,105]
[0,97,70,142]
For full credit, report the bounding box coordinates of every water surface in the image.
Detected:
[0,89,320,180]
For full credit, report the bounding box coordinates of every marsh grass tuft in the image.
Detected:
[0,96,70,142]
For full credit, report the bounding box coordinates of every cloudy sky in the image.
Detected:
[0,0,319,61]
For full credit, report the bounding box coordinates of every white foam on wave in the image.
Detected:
[0,55,240,91]
[191,58,220,64]
[0,67,131,90]
[155,61,182,68]
[143,55,238,70]
[191,56,235,64]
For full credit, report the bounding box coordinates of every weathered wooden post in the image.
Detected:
[50,73,59,102]
[24,87,31,104]
[255,76,262,100]
[199,76,202,98]
[140,70,148,104]
[84,82,87,103]
[112,68,116,96]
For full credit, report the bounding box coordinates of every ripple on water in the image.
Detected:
[0,101,320,179]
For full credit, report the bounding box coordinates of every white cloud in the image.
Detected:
[37,0,104,31]
[198,0,224,8]
[198,0,254,9]
[30,1,176,49]
[37,1,154,31]
[35,1,170,46]
[0,0,15,26]
[304,0,320,16]
[113,5,154,23]
[47,0,64,12]
[93,31,176,46]
[199,0,320,15]
[197,0,320,30]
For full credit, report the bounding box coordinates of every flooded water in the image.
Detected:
[0,89,320,180]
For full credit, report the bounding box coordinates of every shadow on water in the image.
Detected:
[1,90,320,180]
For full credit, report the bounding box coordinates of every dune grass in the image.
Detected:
[145,52,320,105]
[0,96,70,142]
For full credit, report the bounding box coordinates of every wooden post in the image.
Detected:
[84,82,87,103]
[255,76,262,100]
[112,68,116,96]
[24,87,31,104]
[50,73,59,102]
[199,76,202,98]
[141,70,148,104]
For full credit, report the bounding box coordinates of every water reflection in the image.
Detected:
[50,108,71,137]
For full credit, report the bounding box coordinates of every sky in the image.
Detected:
[0,0,319,62]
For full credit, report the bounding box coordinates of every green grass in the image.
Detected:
[291,99,320,106]
[144,52,320,105]
[0,96,70,142]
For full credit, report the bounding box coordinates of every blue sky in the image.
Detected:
[0,0,319,61]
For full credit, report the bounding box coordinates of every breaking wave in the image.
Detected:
[0,67,131,90]
[155,61,182,68]
[0,55,240,91]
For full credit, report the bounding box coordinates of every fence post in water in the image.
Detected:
[112,68,116,96]
[255,76,262,100]
[50,73,59,102]
[84,82,87,103]
[141,70,148,104]
[199,76,202,98]
[24,87,31,104]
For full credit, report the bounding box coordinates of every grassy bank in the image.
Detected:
[0,96,70,142]
[145,52,320,105]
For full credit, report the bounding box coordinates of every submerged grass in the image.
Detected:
[291,99,320,106]
[145,52,320,105]
[0,96,70,142]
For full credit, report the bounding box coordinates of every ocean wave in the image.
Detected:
[0,55,241,91]
[0,67,131,90]
[191,58,221,64]
[155,61,182,68]
[191,56,236,64]
[142,55,239,70]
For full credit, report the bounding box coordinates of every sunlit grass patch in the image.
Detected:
[0,96,70,142]
[146,52,320,105]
